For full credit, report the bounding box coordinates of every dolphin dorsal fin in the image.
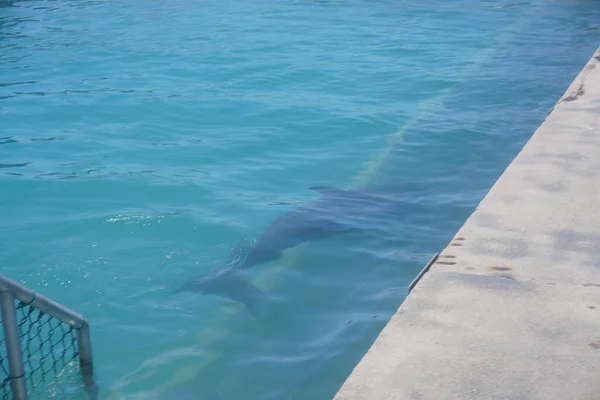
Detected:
[308,186,347,197]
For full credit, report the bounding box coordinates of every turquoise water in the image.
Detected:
[1,0,599,398]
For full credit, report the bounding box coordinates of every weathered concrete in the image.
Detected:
[334,47,600,400]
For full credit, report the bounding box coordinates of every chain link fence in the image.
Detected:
[0,276,97,400]
[1,339,10,400]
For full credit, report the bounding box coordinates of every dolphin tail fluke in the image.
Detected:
[202,268,272,318]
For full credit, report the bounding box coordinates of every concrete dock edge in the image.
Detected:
[333,46,600,400]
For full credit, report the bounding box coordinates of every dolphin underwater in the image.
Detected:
[170,185,414,315]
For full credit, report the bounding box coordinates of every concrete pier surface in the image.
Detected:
[334,47,600,400]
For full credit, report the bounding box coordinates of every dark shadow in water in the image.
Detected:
[169,183,433,314]
[0,1,17,8]
[0,161,31,168]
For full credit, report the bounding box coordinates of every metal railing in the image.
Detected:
[0,275,98,400]
[408,252,439,293]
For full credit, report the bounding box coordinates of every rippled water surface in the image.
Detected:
[1,0,599,398]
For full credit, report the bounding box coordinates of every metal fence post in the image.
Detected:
[76,321,98,400]
[0,289,28,400]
